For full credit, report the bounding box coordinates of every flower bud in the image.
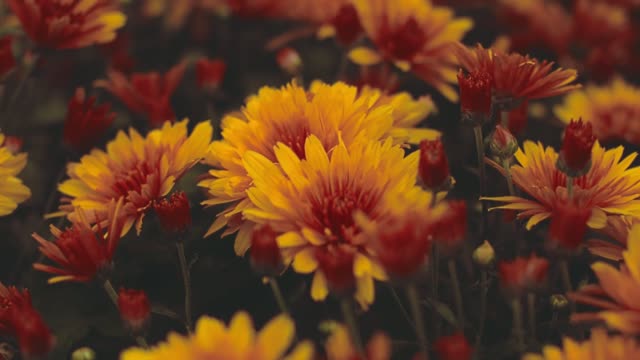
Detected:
[118,288,151,333]
[315,246,356,297]
[276,47,303,76]
[498,255,549,294]
[434,332,473,360]
[419,138,450,191]
[64,87,116,153]
[557,118,595,177]
[0,36,15,78]
[432,201,468,253]
[550,294,569,310]
[489,125,518,160]
[458,69,493,124]
[196,58,226,92]
[153,191,192,233]
[250,224,284,276]
[472,240,495,267]
[549,201,590,250]
[72,347,96,360]
[4,136,23,154]
[330,4,363,45]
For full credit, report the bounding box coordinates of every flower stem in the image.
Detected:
[566,176,574,199]
[388,285,416,331]
[448,259,465,330]
[511,298,525,352]
[340,298,365,356]
[473,125,488,232]
[268,277,290,315]
[430,191,438,208]
[527,293,536,341]
[103,279,149,348]
[560,259,576,313]
[176,241,193,332]
[502,159,515,196]
[473,270,488,360]
[406,283,430,360]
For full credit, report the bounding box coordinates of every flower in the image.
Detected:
[0,36,15,78]
[325,324,391,360]
[7,0,126,49]
[483,141,640,230]
[506,99,528,135]
[0,283,54,357]
[95,62,187,127]
[573,0,631,46]
[549,201,591,250]
[240,136,426,308]
[0,132,30,216]
[348,0,473,101]
[434,332,473,360]
[570,224,640,334]
[554,78,640,144]
[120,311,314,360]
[56,120,212,236]
[557,119,595,176]
[118,288,151,333]
[489,125,518,160]
[196,58,226,91]
[498,255,549,293]
[419,138,450,191]
[64,88,116,153]
[153,192,192,233]
[276,47,303,75]
[250,224,284,276]
[472,240,495,266]
[458,70,492,117]
[199,81,438,254]
[33,199,125,283]
[587,215,636,261]
[523,328,640,360]
[454,43,581,104]
[432,200,468,253]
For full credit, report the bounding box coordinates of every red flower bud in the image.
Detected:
[315,246,356,296]
[0,36,15,78]
[331,4,363,45]
[250,224,284,276]
[498,255,549,293]
[374,217,432,281]
[549,201,591,250]
[558,119,595,175]
[4,136,23,155]
[458,69,493,117]
[63,88,116,153]
[489,125,518,160]
[196,58,226,91]
[432,201,468,253]
[153,192,192,233]
[276,47,302,76]
[506,100,528,135]
[419,138,450,191]
[434,332,473,360]
[118,288,151,333]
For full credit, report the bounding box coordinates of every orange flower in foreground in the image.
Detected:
[349,0,473,101]
[570,224,640,334]
[523,328,640,360]
[325,323,392,360]
[7,0,126,49]
[483,141,640,230]
[454,43,580,104]
[95,62,186,127]
[587,215,636,261]
[33,199,125,284]
[56,120,212,236]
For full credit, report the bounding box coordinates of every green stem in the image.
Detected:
[502,159,515,196]
[388,285,416,331]
[176,241,193,332]
[511,298,525,352]
[473,271,488,360]
[341,298,365,356]
[560,259,576,313]
[406,283,430,360]
[448,259,465,330]
[103,280,149,348]
[566,176,574,199]
[268,277,290,315]
[527,293,536,342]
[473,125,488,233]
[501,110,509,128]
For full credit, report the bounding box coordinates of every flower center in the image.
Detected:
[378,17,426,61]
[110,160,157,205]
[271,122,311,159]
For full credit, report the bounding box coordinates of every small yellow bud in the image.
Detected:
[550,294,569,310]
[72,347,96,360]
[472,240,495,266]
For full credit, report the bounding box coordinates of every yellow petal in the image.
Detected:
[348,47,382,66]
[311,272,329,301]
[255,314,295,360]
[292,248,318,274]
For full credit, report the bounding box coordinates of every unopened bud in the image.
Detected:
[557,118,595,177]
[550,294,569,310]
[276,47,302,76]
[489,125,518,160]
[472,240,495,266]
[72,347,96,360]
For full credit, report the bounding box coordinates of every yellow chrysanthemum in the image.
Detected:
[483,141,640,230]
[199,81,438,255]
[349,0,473,101]
[523,328,640,360]
[0,133,30,216]
[120,312,314,360]
[555,78,640,144]
[56,120,213,235]
[325,324,391,360]
[241,135,428,308]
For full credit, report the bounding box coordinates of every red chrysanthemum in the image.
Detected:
[0,36,15,78]
[434,332,473,360]
[549,201,591,250]
[196,58,226,91]
[153,191,192,234]
[63,88,116,153]
[433,200,468,253]
[419,138,450,191]
[250,224,284,276]
[558,119,596,175]
[118,288,151,333]
[498,255,549,293]
[458,69,493,116]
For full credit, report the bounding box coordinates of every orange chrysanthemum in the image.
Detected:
[325,324,392,360]
[454,43,580,104]
[523,328,640,360]
[348,0,473,101]
[199,81,437,255]
[587,215,636,261]
[483,141,640,230]
[7,0,126,49]
[55,120,213,236]
[570,224,640,334]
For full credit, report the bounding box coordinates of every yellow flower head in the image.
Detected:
[325,324,391,360]
[483,141,640,230]
[0,133,30,216]
[120,311,314,360]
[555,78,640,145]
[241,135,427,308]
[348,0,473,101]
[57,120,213,235]
[523,328,640,360]
[199,80,438,255]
